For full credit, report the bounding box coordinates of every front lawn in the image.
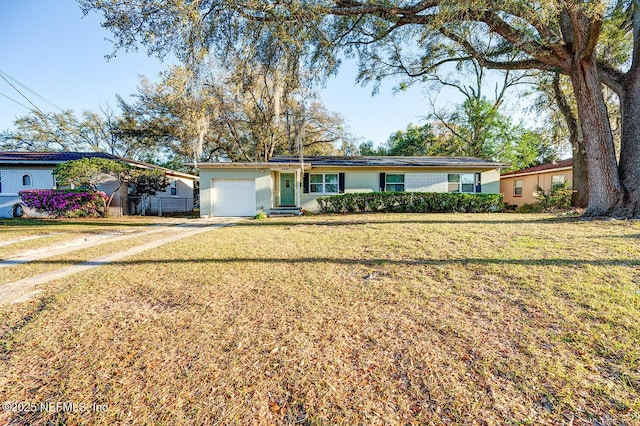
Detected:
[0,217,188,259]
[0,214,638,424]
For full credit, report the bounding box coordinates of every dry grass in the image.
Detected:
[0,213,639,425]
[0,217,184,257]
[0,229,188,285]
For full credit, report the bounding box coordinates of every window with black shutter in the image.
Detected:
[303,173,309,193]
[385,174,405,192]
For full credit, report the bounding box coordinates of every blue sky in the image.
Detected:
[0,0,437,149]
[0,2,166,124]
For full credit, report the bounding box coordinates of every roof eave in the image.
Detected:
[192,161,506,170]
[192,162,310,170]
[501,166,572,179]
[118,157,199,179]
[305,164,507,169]
[0,160,62,165]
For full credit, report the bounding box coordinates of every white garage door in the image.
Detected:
[212,179,256,216]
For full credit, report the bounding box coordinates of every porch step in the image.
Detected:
[269,207,302,217]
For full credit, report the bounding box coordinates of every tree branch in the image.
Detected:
[330,1,438,18]
[552,72,579,144]
[440,27,564,73]
[598,61,625,95]
[479,10,565,68]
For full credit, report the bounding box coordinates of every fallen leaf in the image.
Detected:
[269,400,281,413]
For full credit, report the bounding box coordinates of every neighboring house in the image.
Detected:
[500,159,573,207]
[0,152,198,218]
[197,155,506,217]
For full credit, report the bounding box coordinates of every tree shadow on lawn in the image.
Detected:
[0,218,204,229]
[586,233,640,239]
[20,256,640,268]
[239,216,579,228]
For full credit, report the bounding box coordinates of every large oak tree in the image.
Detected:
[80,0,640,217]
[119,64,351,162]
[0,107,156,159]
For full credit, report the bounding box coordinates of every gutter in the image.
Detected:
[500,166,572,179]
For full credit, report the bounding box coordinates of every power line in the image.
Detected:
[0,70,72,143]
[0,72,50,117]
[0,91,31,111]
[0,69,66,113]
[0,70,111,154]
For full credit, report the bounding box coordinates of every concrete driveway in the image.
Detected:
[0,217,240,305]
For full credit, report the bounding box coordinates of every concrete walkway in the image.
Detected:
[0,229,165,268]
[0,234,57,248]
[0,218,238,305]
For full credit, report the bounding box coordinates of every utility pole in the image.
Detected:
[286,109,292,155]
[294,112,305,164]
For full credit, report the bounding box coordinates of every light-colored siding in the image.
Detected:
[0,195,21,218]
[199,169,271,217]
[344,171,379,193]
[122,175,196,216]
[301,168,375,211]
[0,167,56,195]
[481,169,501,194]
[405,173,447,192]
[0,166,57,218]
[155,176,194,199]
[0,165,197,217]
[198,166,502,215]
[151,175,195,214]
[302,167,501,212]
[501,168,572,206]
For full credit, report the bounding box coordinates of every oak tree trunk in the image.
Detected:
[618,71,640,217]
[552,72,589,208]
[571,141,589,208]
[569,57,623,217]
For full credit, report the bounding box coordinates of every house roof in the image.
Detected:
[500,158,573,178]
[0,151,117,164]
[118,157,199,180]
[270,155,507,168]
[194,161,310,170]
[0,151,198,180]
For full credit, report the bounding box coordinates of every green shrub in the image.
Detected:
[516,183,573,213]
[254,211,268,220]
[317,192,504,214]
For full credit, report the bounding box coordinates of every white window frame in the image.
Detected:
[309,173,339,194]
[385,174,405,192]
[514,179,523,196]
[447,173,476,193]
[170,179,178,196]
[551,175,565,188]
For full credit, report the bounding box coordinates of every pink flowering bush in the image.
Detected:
[19,189,108,218]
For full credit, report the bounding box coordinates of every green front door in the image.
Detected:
[280,173,295,206]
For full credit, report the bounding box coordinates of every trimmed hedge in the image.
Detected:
[19,189,108,218]
[317,192,504,214]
